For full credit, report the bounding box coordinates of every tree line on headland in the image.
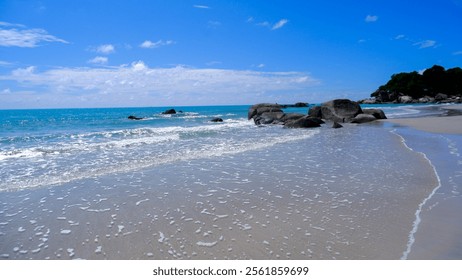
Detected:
[361,65,462,104]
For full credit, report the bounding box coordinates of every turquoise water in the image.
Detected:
[0,105,313,191]
[0,104,448,192]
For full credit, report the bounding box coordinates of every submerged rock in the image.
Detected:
[210,118,223,122]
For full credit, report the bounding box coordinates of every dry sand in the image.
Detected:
[385,104,462,135]
[386,115,462,135]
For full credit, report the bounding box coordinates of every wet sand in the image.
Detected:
[0,124,440,260]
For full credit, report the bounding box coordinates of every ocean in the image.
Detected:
[0,104,461,259]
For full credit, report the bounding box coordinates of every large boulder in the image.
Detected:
[435,93,448,101]
[398,95,413,104]
[254,111,285,125]
[280,113,306,123]
[350,114,378,124]
[310,99,363,123]
[284,116,322,128]
[360,98,379,104]
[308,106,322,118]
[362,108,387,119]
[248,103,283,120]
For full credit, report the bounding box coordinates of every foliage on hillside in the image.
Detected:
[372,65,462,99]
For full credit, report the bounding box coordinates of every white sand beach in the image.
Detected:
[386,115,462,135]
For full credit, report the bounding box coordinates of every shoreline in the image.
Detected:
[381,105,462,259]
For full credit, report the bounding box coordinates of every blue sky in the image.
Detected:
[1,0,462,109]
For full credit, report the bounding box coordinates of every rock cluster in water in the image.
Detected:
[249,99,387,129]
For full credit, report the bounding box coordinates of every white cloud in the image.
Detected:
[207,21,221,28]
[0,22,25,28]
[250,18,289,31]
[365,15,378,22]
[0,22,68,47]
[272,19,289,30]
[88,56,108,64]
[413,40,437,49]
[257,21,271,27]
[95,44,115,54]
[193,5,210,9]
[394,34,406,40]
[12,66,36,76]
[206,61,222,66]
[0,60,12,66]
[1,61,319,107]
[140,40,175,49]
[452,50,462,55]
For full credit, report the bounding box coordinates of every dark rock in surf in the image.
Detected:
[248,103,283,120]
[128,115,144,120]
[248,103,325,128]
[318,99,363,123]
[284,116,322,128]
[294,102,309,107]
[308,99,364,123]
[362,108,387,120]
[254,111,285,125]
[210,118,224,122]
[307,105,322,118]
[162,109,177,114]
[280,113,306,123]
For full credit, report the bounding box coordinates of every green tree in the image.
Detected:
[446,67,462,94]
[422,65,446,95]
[378,71,425,98]
[374,65,462,99]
